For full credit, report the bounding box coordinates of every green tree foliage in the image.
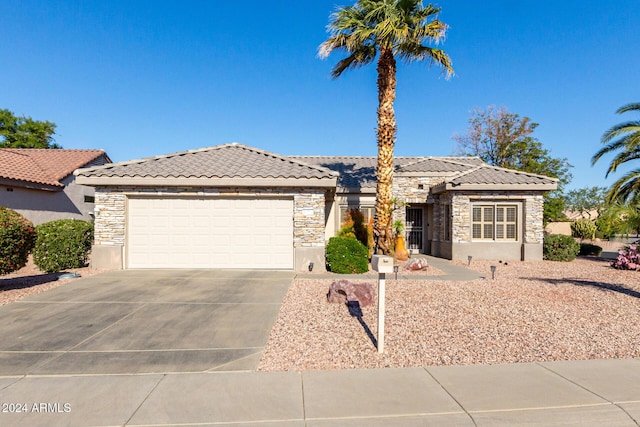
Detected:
[33,219,93,272]
[454,106,573,223]
[596,200,640,238]
[543,194,568,225]
[0,207,36,275]
[564,187,608,219]
[320,0,453,255]
[0,108,59,149]
[592,102,640,203]
[454,106,572,189]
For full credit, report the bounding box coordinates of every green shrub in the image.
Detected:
[33,219,93,272]
[570,218,597,240]
[579,243,603,257]
[544,234,580,262]
[0,207,36,275]
[326,236,369,274]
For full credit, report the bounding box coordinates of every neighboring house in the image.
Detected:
[75,143,557,271]
[0,148,111,225]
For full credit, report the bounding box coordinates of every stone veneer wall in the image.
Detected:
[442,191,545,245]
[391,176,442,224]
[93,186,326,248]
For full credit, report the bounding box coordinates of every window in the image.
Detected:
[338,206,374,225]
[472,204,518,241]
[84,195,95,203]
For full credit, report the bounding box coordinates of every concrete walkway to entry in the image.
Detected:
[297,254,484,281]
[1,359,639,426]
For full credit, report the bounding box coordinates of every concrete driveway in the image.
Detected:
[0,269,294,375]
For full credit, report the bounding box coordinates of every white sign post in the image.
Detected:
[377,272,386,353]
[371,255,393,354]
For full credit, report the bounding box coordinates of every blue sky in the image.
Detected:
[3,0,639,190]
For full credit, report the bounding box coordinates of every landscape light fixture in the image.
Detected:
[393,265,399,280]
[490,265,497,280]
[308,262,314,272]
[467,255,472,266]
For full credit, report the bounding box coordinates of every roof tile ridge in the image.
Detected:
[429,156,486,167]
[73,145,224,175]
[18,151,62,186]
[223,144,342,176]
[446,165,483,181]
[396,157,429,169]
[0,148,30,157]
[476,163,560,181]
[249,148,340,176]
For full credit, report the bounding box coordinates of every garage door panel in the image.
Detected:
[127,197,293,269]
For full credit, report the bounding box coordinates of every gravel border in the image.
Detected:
[258,257,640,371]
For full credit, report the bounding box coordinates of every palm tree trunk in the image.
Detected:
[374,47,397,255]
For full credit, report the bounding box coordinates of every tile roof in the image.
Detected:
[0,148,109,189]
[399,157,484,173]
[78,144,338,180]
[288,156,399,188]
[289,156,486,188]
[294,155,557,191]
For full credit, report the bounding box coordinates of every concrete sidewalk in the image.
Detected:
[1,358,639,426]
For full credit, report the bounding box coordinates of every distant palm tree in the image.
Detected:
[319,0,453,254]
[592,102,640,203]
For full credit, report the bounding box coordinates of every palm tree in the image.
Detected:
[319,0,453,254]
[592,102,640,203]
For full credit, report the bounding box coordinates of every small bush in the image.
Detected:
[33,219,93,273]
[0,207,36,275]
[326,236,369,274]
[544,234,580,262]
[612,245,640,271]
[579,243,603,256]
[571,218,597,240]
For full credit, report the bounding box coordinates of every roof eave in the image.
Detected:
[0,178,63,192]
[337,185,377,194]
[432,182,558,194]
[75,176,338,188]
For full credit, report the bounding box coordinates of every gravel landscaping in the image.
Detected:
[0,256,103,306]
[257,256,640,371]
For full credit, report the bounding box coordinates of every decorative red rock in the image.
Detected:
[326,280,375,307]
[405,258,428,271]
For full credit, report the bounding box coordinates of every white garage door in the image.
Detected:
[127,197,294,269]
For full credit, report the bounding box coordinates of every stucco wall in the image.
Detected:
[92,186,327,270]
[0,175,96,225]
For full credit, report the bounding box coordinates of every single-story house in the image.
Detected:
[0,148,111,225]
[75,143,557,271]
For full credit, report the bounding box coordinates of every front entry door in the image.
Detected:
[406,207,424,254]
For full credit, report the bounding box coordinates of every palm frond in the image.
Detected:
[604,149,640,176]
[616,102,640,115]
[593,137,638,166]
[601,121,640,144]
[606,167,640,204]
[319,0,453,75]
[330,46,377,78]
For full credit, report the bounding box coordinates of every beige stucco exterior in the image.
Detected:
[0,175,97,225]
